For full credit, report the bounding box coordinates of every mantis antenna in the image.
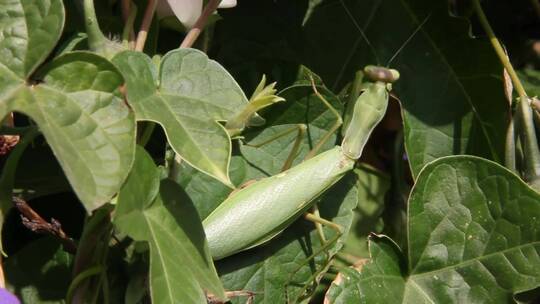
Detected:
[386,13,432,67]
[339,0,431,68]
[339,0,381,64]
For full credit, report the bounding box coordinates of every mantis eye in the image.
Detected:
[364,65,400,83]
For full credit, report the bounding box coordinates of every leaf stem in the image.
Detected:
[83,0,108,51]
[135,0,157,51]
[180,0,222,48]
[472,0,528,98]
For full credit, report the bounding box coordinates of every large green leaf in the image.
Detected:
[303,0,508,177]
[113,49,251,187]
[325,156,540,303]
[0,0,64,97]
[0,1,135,211]
[114,147,225,303]
[0,0,63,117]
[14,53,135,210]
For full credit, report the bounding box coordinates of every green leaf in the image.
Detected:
[325,156,540,303]
[5,237,73,304]
[303,0,508,177]
[18,53,135,211]
[114,147,225,303]
[0,2,134,211]
[113,49,251,187]
[0,0,64,80]
[0,0,65,116]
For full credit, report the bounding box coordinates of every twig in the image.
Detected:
[180,0,222,48]
[13,197,77,254]
[135,0,157,51]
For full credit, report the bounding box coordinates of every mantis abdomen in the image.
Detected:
[203,146,354,260]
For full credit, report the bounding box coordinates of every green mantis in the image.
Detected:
[203,65,400,260]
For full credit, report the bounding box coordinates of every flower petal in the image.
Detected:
[218,0,237,9]
[163,0,202,28]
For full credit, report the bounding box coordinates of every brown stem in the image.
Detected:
[135,0,156,51]
[180,0,222,48]
[13,197,77,254]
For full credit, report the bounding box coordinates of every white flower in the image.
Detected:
[157,0,237,29]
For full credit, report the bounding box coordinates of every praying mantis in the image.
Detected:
[203,65,400,260]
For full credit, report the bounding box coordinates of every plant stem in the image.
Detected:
[83,0,107,51]
[135,0,157,51]
[472,0,528,98]
[180,0,222,48]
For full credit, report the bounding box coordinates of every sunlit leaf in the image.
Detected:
[113,49,251,187]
